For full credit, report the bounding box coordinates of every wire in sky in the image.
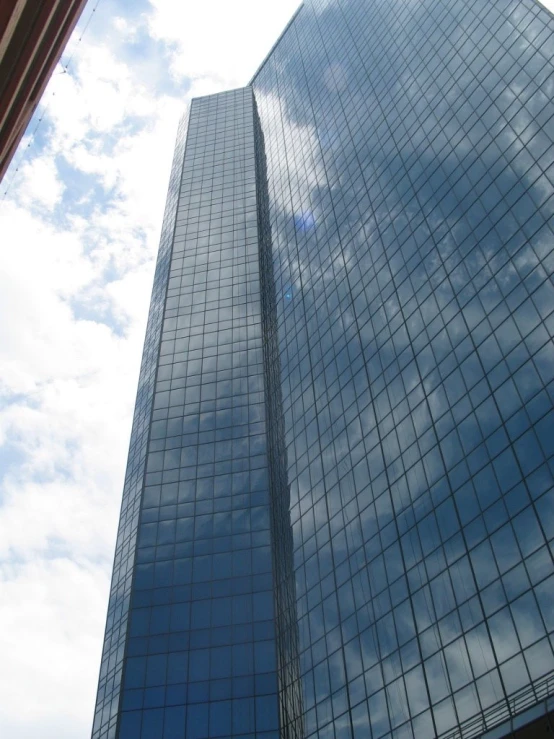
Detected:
[1,0,103,201]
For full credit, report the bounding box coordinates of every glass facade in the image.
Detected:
[252,0,554,737]
[92,1,554,737]
[93,89,282,739]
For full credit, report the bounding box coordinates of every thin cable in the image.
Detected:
[1,0,103,201]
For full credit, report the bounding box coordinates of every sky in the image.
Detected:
[0,1,300,736]
[1,0,554,737]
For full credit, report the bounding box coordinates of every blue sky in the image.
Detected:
[0,1,300,736]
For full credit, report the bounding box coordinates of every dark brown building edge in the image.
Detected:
[504,709,554,738]
[0,0,88,183]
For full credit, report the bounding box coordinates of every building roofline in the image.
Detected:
[248,2,305,86]
[190,86,252,104]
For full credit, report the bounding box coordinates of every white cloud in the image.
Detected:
[17,155,65,210]
[0,559,107,739]
[538,0,554,14]
[46,44,155,145]
[147,0,301,90]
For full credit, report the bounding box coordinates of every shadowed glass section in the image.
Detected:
[255,100,305,739]
[252,0,554,737]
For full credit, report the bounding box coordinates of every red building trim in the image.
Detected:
[0,0,88,183]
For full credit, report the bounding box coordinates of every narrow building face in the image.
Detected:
[93,89,282,739]
[92,1,554,738]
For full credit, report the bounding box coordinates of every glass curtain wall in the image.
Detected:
[252,0,554,737]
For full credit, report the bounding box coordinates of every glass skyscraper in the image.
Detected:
[91,1,554,737]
